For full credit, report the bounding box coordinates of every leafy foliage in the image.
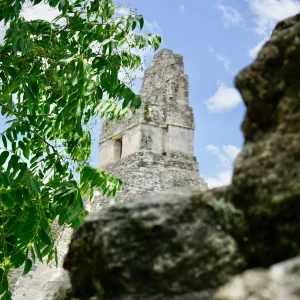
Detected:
[0,0,161,297]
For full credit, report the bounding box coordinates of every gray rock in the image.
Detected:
[57,189,245,299]
[51,282,72,300]
[215,255,300,300]
[229,12,300,267]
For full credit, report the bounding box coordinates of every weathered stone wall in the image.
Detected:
[97,49,207,206]
[99,49,198,169]
[93,151,207,209]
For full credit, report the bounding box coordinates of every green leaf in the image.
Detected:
[30,247,36,264]
[23,259,33,275]
[34,242,43,262]
[30,76,39,96]
[19,140,26,150]
[71,73,79,86]
[0,151,9,166]
[138,15,144,29]
[30,178,41,193]
[24,84,37,103]
[49,0,60,7]
[55,161,65,174]
[1,291,12,300]
[12,37,19,54]
[41,245,53,257]
[0,269,8,290]
[5,131,13,143]
[7,154,18,170]
[0,192,13,207]
[54,247,58,267]
[0,173,10,187]
[39,229,52,245]
[2,135,7,148]
[23,145,30,160]
[131,95,142,109]
[11,252,25,268]
[122,96,131,109]
[132,20,137,31]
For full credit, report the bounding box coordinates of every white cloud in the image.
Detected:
[204,81,242,113]
[248,1,300,59]
[207,144,230,168]
[179,5,185,12]
[205,144,241,189]
[223,144,241,160]
[21,3,59,22]
[216,2,243,27]
[249,0,300,36]
[249,38,268,58]
[209,47,236,74]
[216,54,234,73]
[117,7,130,16]
[205,170,233,189]
[144,20,162,34]
[207,144,241,168]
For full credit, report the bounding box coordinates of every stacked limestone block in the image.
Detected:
[94,49,207,208]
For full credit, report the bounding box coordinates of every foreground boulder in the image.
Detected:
[54,13,300,300]
[215,255,300,300]
[229,13,300,267]
[58,189,246,299]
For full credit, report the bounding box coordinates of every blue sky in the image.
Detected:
[1,0,300,188]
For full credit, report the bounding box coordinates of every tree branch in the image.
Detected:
[0,101,53,118]
[0,102,19,117]
[0,50,11,57]
[30,128,56,153]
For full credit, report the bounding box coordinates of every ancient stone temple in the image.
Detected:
[93,49,207,208]
[11,49,207,299]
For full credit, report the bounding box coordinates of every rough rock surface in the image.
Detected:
[54,14,300,300]
[59,189,246,299]
[215,255,300,300]
[229,13,300,267]
[10,226,72,300]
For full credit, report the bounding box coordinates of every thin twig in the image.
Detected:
[0,102,53,118]
[30,128,56,153]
